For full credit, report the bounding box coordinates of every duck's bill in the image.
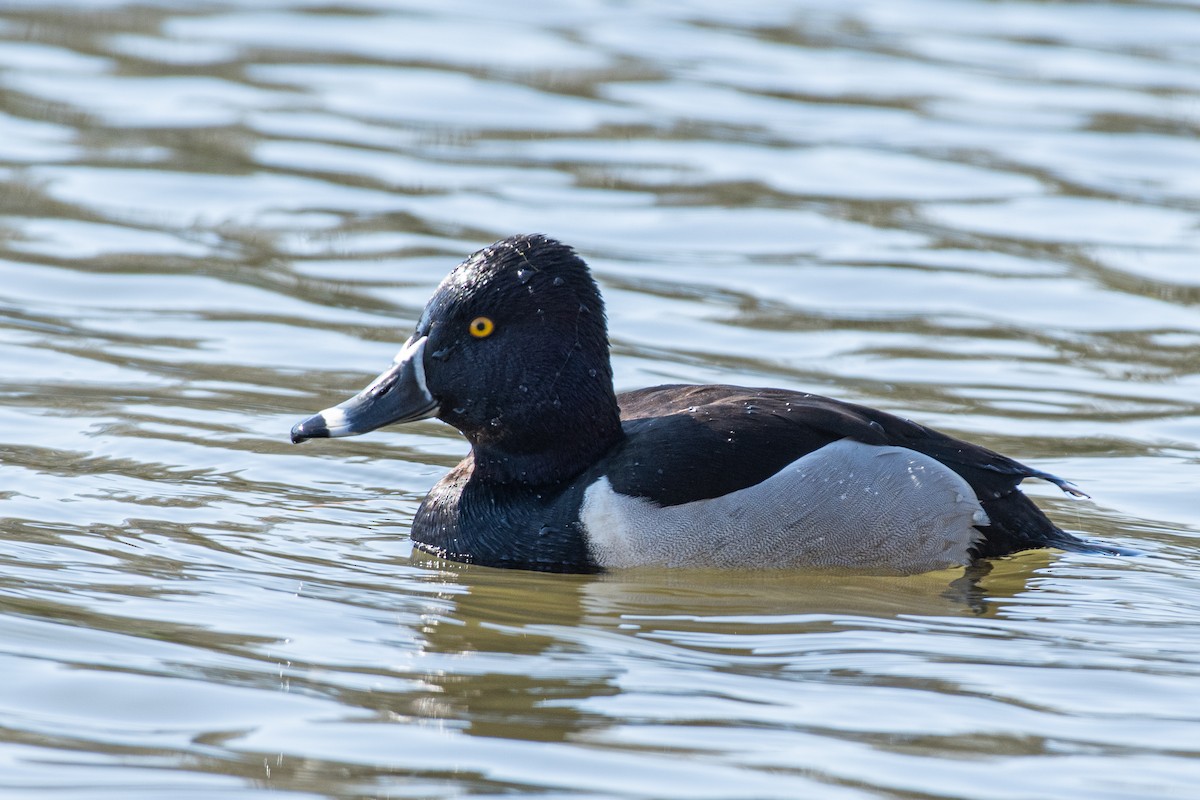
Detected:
[290,336,439,443]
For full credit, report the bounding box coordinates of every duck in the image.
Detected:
[291,233,1120,574]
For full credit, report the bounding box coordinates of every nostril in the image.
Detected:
[374,377,397,397]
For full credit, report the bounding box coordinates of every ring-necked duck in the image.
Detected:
[292,234,1120,573]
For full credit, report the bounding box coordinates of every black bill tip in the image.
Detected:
[290,414,330,444]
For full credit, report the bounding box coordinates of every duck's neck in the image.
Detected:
[458,388,624,486]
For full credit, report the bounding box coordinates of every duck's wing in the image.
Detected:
[611,384,1098,558]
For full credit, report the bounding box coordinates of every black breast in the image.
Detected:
[410,457,598,572]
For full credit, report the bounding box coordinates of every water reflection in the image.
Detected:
[399,559,1031,751]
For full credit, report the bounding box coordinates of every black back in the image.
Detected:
[602,384,1092,560]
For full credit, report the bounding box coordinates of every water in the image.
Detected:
[1,1,1199,797]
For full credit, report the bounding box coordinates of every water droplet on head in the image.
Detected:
[516,268,532,284]
[588,368,597,378]
[552,276,565,287]
[490,417,502,428]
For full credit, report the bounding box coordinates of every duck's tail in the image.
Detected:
[1043,529,1141,557]
[974,480,1138,559]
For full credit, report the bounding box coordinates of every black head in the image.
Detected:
[291,234,624,485]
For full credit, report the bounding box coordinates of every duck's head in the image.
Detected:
[291,234,623,485]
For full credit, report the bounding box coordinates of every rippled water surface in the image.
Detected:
[2,1,1200,797]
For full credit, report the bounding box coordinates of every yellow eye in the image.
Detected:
[468,316,495,338]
